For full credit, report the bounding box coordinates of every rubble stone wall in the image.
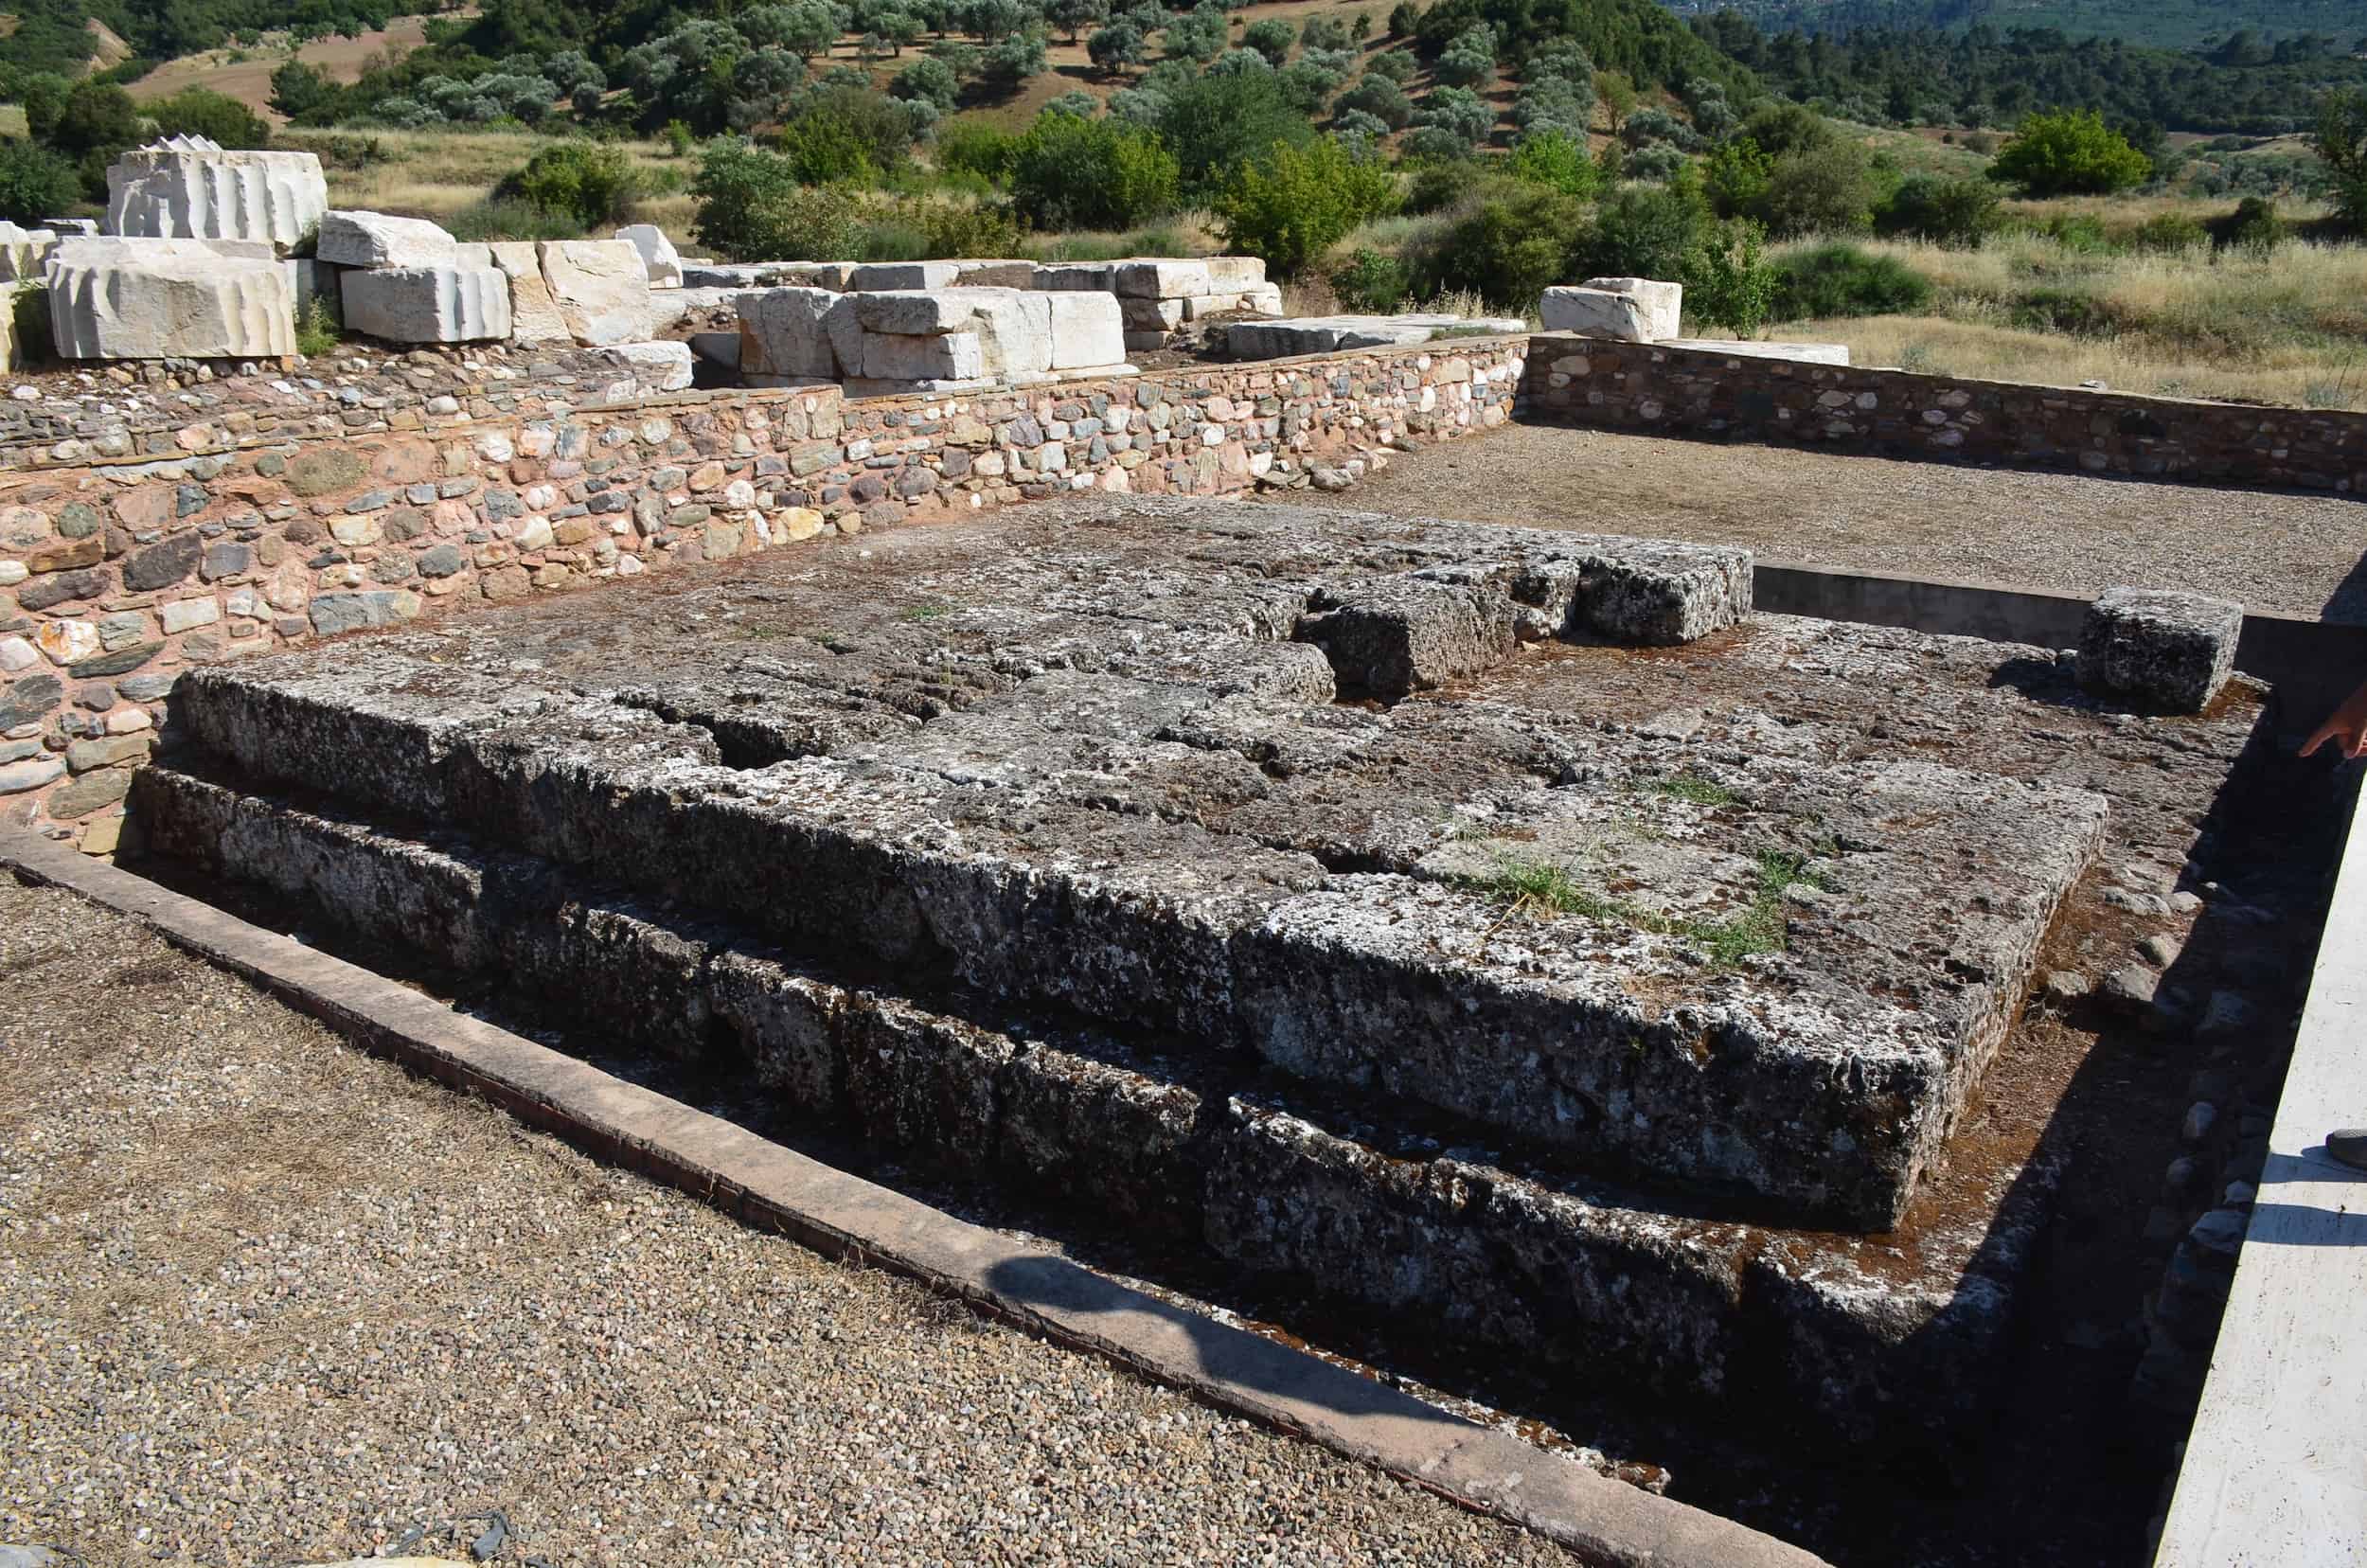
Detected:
[2,336,1525,843]
[1520,333,2367,496]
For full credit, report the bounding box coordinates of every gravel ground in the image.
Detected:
[0,876,1572,1568]
[1281,424,2367,622]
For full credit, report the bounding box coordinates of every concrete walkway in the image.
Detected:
[0,872,1577,1568]
[2154,793,2367,1567]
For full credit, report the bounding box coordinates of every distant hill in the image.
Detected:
[1668,0,2367,52]
[0,0,419,82]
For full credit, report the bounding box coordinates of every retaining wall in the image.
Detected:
[1518,333,2367,496]
[0,339,1523,843]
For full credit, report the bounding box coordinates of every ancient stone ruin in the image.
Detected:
[96,486,2271,1458]
[103,135,329,253]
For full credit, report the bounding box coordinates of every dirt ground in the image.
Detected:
[0,874,1571,1568]
[1280,422,2367,623]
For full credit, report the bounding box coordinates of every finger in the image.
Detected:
[2301,728,2329,757]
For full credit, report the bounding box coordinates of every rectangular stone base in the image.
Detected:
[132,761,2062,1439]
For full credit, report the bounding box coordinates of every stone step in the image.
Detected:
[163,501,2101,1230]
[133,761,2058,1437]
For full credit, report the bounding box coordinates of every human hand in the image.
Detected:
[2302,680,2367,759]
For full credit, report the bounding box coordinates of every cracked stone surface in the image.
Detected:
[141,492,2276,1442]
[170,495,2112,1231]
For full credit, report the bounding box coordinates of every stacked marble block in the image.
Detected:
[42,139,330,360]
[1034,257,1282,352]
[322,212,685,381]
[1539,275,1852,365]
[738,285,1129,396]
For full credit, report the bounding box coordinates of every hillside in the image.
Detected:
[1668,0,2367,52]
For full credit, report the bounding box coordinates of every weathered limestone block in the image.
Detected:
[538,239,653,347]
[47,239,295,359]
[592,340,695,392]
[1539,278,1682,342]
[1295,575,1518,698]
[1202,256,1269,290]
[1029,261,1116,293]
[950,259,1037,288]
[340,265,512,344]
[1121,296,1186,332]
[485,241,570,345]
[105,138,329,254]
[2077,587,2242,713]
[1113,258,1213,298]
[0,222,59,283]
[849,288,1054,379]
[849,260,961,290]
[864,330,985,382]
[614,223,685,287]
[315,210,459,269]
[1044,291,1125,370]
[736,286,844,379]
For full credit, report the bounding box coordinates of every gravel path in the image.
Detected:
[0,876,1571,1568]
[1284,425,2367,622]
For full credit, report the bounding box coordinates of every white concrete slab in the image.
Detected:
[2155,785,2367,1568]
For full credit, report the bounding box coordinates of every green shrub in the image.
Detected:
[777,110,884,187]
[2127,212,2209,252]
[1702,138,1771,220]
[1990,109,2150,196]
[2035,213,2113,253]
[494,142,646,229]
[1737,102,1835,158]
[1157,69,1313,194]
[691,141,863,260]
[936,120,1020,187]
[1505,128,1597,197]
[1687,220,1777,337]
[1330,246,1408,311]
[1411,184,1585,309]
[0,141,81,225]
[146,88,273,149]
[1335,74,1413,131]
[1769,242,1931,321]
[1756,142,1878,238]
[445,198,593,241]
[1574,176,1713,282]
[1242,17,1294,63]
[1213,134,1397,276]
[2319,87,2367,234]
[1402,161,1473,215]
[2209,195,2286,252]
[918,199,1028,257]
[1009,112,1179,230]
[1364,49,1417,83]
[1877,174,1999,247]
[294,295,342,358]
[2010,287,2113,333]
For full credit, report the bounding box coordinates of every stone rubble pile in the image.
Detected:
[738,285,1130,395]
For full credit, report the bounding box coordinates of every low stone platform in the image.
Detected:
[133,494,2269,1436]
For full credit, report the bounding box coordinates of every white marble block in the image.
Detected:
[537,239,653,346]
[47,238,295,359]
[104,137,329,255]
[0,222,58,283]
[736,286,845,379]
[484,241,571,345]
[614,223,685,288]
[315,209,459,268]
[1045,292,1124,370]
[341,265,513,343]
[1540,278,1683,342]
[848,260,962,291]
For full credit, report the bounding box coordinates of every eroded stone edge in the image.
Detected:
[0,828,1828,1568]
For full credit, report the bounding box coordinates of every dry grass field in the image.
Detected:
[126,12,460,116]
[1770,226,2367,407]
